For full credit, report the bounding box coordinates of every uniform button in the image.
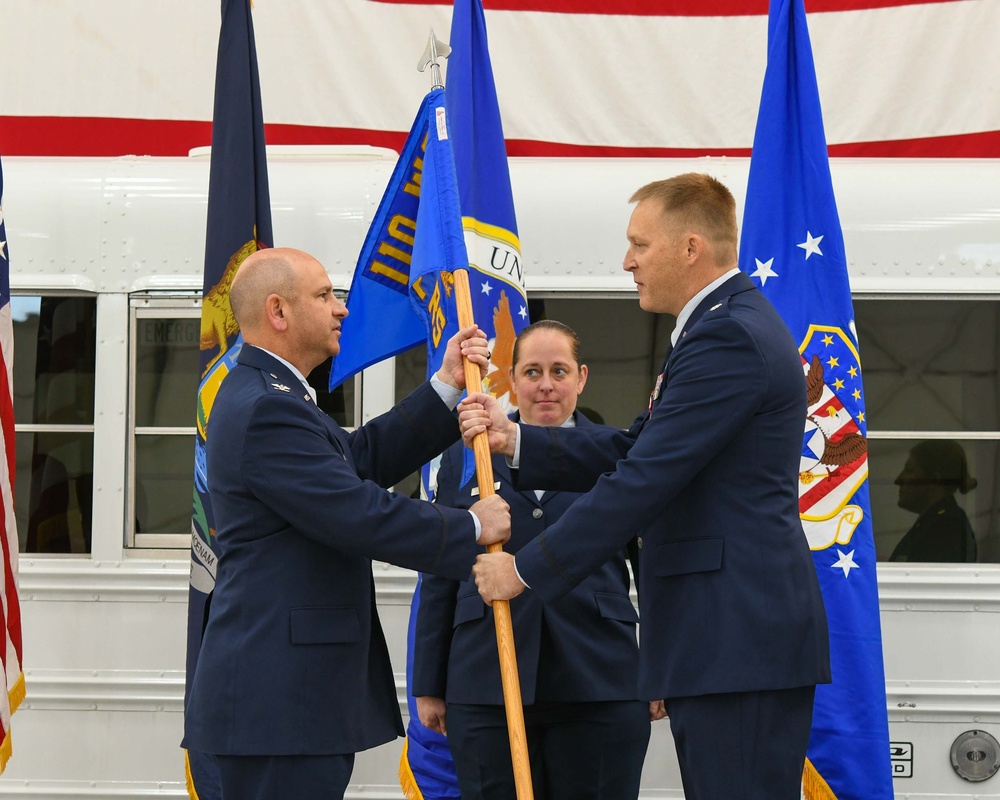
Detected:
[637,536,644,549]
[532,508,543,519]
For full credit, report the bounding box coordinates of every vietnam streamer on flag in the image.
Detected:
[738,1,892,798]
[0,152,25,775]
[185,1,273,798]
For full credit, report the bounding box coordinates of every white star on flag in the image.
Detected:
[797,231,824,259]
[750,257,778,285]
[832,548,860,578]
[480,281,493,296]
[518,305,528,320]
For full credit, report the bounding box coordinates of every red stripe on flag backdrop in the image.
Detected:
[3,117,1000,159]
[370,0,968,15]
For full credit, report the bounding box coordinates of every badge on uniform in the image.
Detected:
[648,372,665,413]
[271,382,291,392]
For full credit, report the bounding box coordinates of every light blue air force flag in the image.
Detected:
[738,1,892,798]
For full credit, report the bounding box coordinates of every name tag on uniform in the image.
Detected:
[470,482,502,496]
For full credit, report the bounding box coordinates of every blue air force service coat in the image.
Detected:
[412,412,640,706]
[183,346,480,757]
[512,273,831,702]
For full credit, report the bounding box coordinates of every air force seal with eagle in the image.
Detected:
[798,325,869,551]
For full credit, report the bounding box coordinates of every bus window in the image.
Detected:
[130,303,200,548]
[857,298,1000,564]
[11,295,97,555]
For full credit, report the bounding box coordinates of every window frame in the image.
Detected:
[127,295,201,549]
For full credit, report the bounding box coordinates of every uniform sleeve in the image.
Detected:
[242,394,478,581]
[517,316,768,600]
[347,382,462,488]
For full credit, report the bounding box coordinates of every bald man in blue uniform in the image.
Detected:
[182,247,510,800]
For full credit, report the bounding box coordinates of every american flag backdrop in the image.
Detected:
[0,0,997,159]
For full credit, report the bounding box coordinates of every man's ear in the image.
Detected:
[265,293,288,331]
[686,233,704,260]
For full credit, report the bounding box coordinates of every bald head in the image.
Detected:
[228,247,348,374]
[230,248,304,335]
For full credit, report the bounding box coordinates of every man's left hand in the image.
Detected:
[472,552,525,603]
[438,325,490,390]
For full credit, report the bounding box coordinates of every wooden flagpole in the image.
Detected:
[453,267,534,800]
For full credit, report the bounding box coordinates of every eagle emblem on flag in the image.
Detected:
[798,324,868,551]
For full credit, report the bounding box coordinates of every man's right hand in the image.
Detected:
[470,494,511,547]
[459,393,518,457]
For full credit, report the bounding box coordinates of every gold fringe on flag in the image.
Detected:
[8,672,24,715]
[0,729,12,774]
[184,750,202,800]
[803,757,840,800]
[398,738,426,800]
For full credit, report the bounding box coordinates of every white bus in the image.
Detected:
[0,150,997,798]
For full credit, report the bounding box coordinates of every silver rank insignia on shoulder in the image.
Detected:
[271,383,291,392]
[710,303,722,311]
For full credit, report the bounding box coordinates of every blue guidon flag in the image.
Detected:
[186,1,273,798]
[738,1,892,798]
[329,89,475,799]
[399,1,529,796]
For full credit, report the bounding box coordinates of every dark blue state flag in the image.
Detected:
[738,1,892,798]
[186,1,273,797]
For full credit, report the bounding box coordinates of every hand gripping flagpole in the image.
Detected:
[419,30,535,800]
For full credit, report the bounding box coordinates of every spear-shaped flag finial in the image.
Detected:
[417,29,451,90]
